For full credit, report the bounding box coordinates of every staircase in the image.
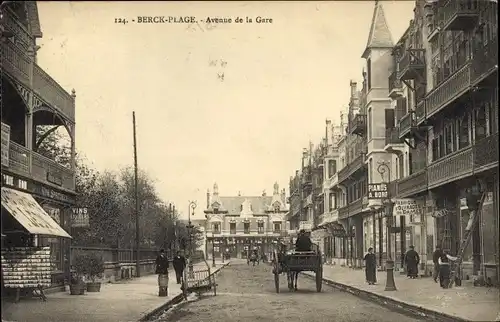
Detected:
[448,191,487,288]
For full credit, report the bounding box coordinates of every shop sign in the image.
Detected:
[31,183,74,204]
[71,207,89,227]
[393,199,424,223]
[368,183,387,199]
[1,122,10,167]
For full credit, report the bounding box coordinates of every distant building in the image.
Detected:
[204,183,289,259]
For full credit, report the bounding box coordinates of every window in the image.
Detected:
[368,108,372,140]
[39,207,62,272]
[458,112,470,149]
[213,223,221,234]
[257,222,264,233]
[369,159,373,183]
[475,105,487,142]
[399,155,404,178]
[444,122,454,155]
[328,160,337,177]
[432,138,439,162]
[230,222,236,234]
[244,222,250,234]
[273,222,281,233]
[367,58,372,89]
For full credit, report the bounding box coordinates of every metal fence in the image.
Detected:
[70,246,161,264]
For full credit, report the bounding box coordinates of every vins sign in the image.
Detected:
[368,183,388,199]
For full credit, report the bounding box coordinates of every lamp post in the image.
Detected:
[211,231,216,268]
[188,201,197,277]
[377,161,397,291]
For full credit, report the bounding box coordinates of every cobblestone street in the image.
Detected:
[157,261,425,322]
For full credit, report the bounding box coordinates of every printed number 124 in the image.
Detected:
[115,18,127,24]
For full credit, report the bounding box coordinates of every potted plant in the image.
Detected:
[69,254,86,295]
[84,252,104,292]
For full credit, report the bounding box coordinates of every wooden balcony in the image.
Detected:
[338,198,364,220]
[428,147,473,189]
[471,37,498,87]
[388,71,404,99]
[33,64,75,121]
[1,39,32,87]
[398,49,426,81]
[348,114,367,136]
[5,141,75,191]
[337,153,366,184]
[396,169,428,198]
[338,205,349,220]
[385,127,404,148]
[441,0,479,32]
[398,112,413,139]
[473,132,499,172]
[415,101,426,126]
[2,8,32,51]
[425,62,471,120]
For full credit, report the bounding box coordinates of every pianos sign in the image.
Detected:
[368,183,387,199]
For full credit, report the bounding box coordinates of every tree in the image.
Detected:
[175,222,205,255]
[34,125,72,168]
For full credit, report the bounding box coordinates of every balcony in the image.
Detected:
[388,71,404,99]
[348,114,367,136]
[338,198,364,220]
[338,205,349,220]
[398,49,426,81]
[473,132,499,172]
[428,147,473,189]
[337,153,366,184]
[2,8,32,51]
[471,37,498,87]
[301,174,312,188]
[426,62,471,120]
[385,127,404,148]
[415,101,426,125]
[441,0,479,32]
[33,64,75,121]
[397,169,427,197]
[398,112,413,139]
[1,38,32,87]
[5,141,75,191]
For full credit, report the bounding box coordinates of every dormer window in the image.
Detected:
[274,205,280,213]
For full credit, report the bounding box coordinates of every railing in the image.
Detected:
[415,101,426,124]
[428,147,473,188]
[388,71,402,94]
[70,246,159,264]
[385,127,403,146]
[349,114,367,135]
[1,39,31,86]
[398,48,426,80]
[398,112,412,138]
[2,8,32,51]
[349,198,364,215]
[471,37,498,86]
[473,132,499,170]
[32,152,75,190]
[338,205,349,220]
[33,64,75,121]
[425,62,471,119]
[337,153,366,183]
[397,169,427,197]
[442,0,479,31]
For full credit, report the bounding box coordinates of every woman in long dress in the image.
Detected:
[364,247,377,285]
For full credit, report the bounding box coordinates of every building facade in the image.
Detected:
[1,2,77,288]
[204,183,289,259]
[392,0,498,284]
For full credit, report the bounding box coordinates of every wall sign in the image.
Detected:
[71,208,89,228]
[368,183,388,199]
[46,172,63,186]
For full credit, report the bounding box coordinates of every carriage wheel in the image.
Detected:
[316,267,323,292]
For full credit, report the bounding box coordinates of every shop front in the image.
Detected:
[1,174,74,292]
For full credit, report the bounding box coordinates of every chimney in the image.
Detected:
[281,188,286,203]
[350,80,357,98]
[206,189,210,209]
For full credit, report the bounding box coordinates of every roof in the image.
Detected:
[26,1,43,38]
[362,1,394,59]
[220,196,272,215]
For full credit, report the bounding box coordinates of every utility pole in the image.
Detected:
[133,111,140,277]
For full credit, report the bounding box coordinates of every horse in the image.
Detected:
[287,270,300,291]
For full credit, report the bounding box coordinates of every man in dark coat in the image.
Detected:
[404,245,420,279]
[155,249,169,275]
[364,247,377,285]
[432,245,443,283]
[172,251,186,284]
[295,229,312,251]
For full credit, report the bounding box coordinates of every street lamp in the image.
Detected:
[188,200,197,277]
[377,161,397,291]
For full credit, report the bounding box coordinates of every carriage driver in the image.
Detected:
[295,229,313,252]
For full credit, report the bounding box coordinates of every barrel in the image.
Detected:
[158,274,169,287]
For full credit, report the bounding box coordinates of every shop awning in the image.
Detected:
[1,187,72,238]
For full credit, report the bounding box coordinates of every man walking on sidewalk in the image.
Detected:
[173,251,187,284]
[432,246,443,283]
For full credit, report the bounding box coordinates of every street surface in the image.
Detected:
[156,260,425,322]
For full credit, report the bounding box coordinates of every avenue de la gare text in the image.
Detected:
[135,16,273,24]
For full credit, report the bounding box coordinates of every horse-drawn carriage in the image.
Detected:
[272,244,322,293]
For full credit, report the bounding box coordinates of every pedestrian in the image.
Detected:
[172,250,186,284]
[155,249,169,296]
[432,245,443,283]
[404,245,420,279]
[438,250,458,288]
[363,247,377,285]
[295,229,312,251]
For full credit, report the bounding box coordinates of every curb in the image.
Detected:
[302,272,468,322]
[138,262,231,322]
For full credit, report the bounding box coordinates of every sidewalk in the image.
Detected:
[306,265,500,322]
[1,260,229,322]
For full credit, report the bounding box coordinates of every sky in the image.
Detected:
[36,1,414,219]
